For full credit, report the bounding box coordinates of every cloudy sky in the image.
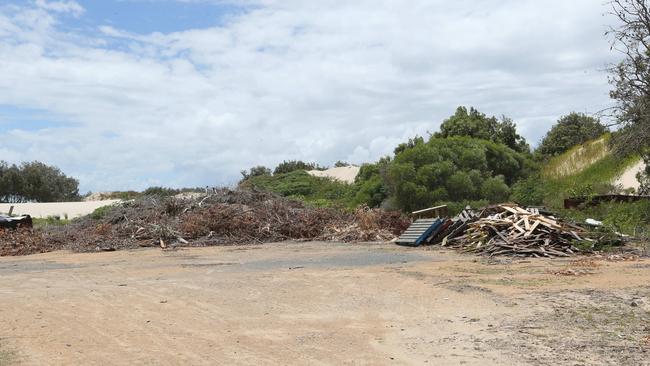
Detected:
[0,0,619,192]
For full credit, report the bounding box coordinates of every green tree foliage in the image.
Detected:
[240,165,272,181]
[0,161,80,203]
[351,158,391,208]
[510,175,547,206]
[537,112,607,157]
[435,107,529,153]
[387,136,533,212]
[241,170,352,207]
[273,160,323,175]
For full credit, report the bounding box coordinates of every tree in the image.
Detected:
[334,161,349,167]
[537,112,608,157]
[607,0,650,155]
[240,165,272,181]
[273,160,322,175]
[435,107,529,153]
[0,161,79,202]
[607,1,650,188]
[386,136,533,212]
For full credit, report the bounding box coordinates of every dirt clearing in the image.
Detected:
[1,242,649,365]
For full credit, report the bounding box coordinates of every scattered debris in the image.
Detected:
[0,215,33,229]
[1,189,410,256]
[437,204,595,257]
[550,268,597,276]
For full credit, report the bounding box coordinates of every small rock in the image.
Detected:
[631,301,639,307]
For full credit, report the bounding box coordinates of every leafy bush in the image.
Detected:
[560,201,650,238]
[240,166,272,181]
[537,113,608,157]
[435,106,529,153]
[241,170,354,208]
[387,136,534,212]
[510,175,547,206]
[0,161,80,203]
[273,160,324,175]
[91,204,116,220]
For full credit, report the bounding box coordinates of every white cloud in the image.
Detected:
[34,0,84,17]
[0,0,619,191]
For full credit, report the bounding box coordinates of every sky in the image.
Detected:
[0,0,620,192]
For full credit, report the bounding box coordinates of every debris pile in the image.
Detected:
[2,189,410,256]
[0,228,52,256]
[403,204,615,258]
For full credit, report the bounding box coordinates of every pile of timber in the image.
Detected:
[443,204,589,258]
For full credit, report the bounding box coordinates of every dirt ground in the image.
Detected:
[0,242,649,365]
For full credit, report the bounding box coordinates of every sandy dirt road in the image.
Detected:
[0,242,649,365]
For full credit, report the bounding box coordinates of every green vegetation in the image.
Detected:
[242,170,354,208]
[242,107,536,214]
[0,161,80,203]
[434,106,529,153]
[33,215,71,228]
[537,112,607,158]
[91,204,118,220]
[385,136,534,212]
[85,187,204,201]
[560,201,650,238]
[511,136,640,208]
[273,160,324,175]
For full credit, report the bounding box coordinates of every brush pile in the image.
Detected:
[444,204,590,257]
[1,189,410,256]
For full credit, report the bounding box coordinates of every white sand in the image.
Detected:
[0,200,121,219]
[308,166,361,184]
[614,159,647,192]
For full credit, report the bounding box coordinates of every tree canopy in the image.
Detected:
[435,107,529,153]
[537,112,608,157]
[0,161,80,203]
[273,160,323,175]
[383,136,534,212]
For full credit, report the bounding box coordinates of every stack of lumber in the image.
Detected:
[444,204,589,258]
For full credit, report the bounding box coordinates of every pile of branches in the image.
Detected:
[0,228,55,256]
[3,189,410,256]
[444,204,593,258]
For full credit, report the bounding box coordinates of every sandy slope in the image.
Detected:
[308,166,360,184]
[615,159,647,192]
[0,200,120,219]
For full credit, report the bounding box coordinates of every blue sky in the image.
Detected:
[0,0,620,192]
[63,1,250,34]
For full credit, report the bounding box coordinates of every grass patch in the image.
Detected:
[543,135,611,179]
[541,153,641,208]
[241,170,356,209]
[560,200,650,238]
[32,215,71,228]
[90,204,119,220]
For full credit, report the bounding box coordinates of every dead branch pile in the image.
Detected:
[443,204,591,258]
[320,206,410,242]
[2,189,410,256]
[0,228,54,256]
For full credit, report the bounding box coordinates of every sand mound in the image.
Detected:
[614,159,647,191]
[0,200,121,219]
[308,166,360,184]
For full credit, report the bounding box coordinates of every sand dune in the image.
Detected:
[614,159,647,192]
[308,166,360,184]
[0,200,121,219]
